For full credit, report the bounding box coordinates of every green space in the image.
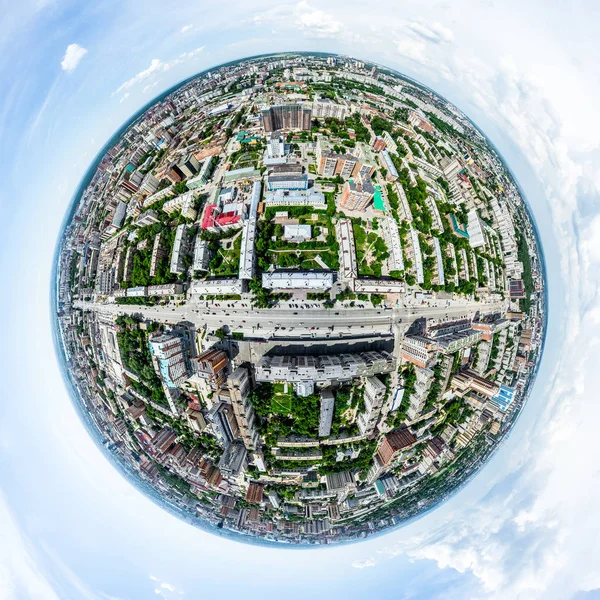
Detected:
[255,206,340,272]
[211,234,242,277]
[516,231,534,313]
[271,383,294,415]
[124,223,178,287]
[352,220,389,277]
[115,317,168,407]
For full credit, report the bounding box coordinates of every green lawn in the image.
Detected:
[271,383,293,415]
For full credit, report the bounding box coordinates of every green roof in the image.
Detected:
[373,185,385,212]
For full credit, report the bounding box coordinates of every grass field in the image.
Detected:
[271,383,293,415]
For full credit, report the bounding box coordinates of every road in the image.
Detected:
[75,298,506,341]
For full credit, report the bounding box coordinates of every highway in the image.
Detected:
[75,298,507,340]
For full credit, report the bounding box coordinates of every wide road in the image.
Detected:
[75,299,507,340]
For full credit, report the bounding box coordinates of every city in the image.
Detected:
[55,52,545,545]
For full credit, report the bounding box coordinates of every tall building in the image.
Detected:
[312,99,347,120]
[148,334,190,388]
[267,131,285,158]
[170,224,191,275]
[228,367,259,451]
[451,369,500,398]
[318,390,335,437]
[177,153,200,178]
[377,429,417,466]
[357,376,387,435]
[467,210,486,248]
[261,104,312,132]
[193,348,228,390]
[401,335,438,369]
[339,176,375,211]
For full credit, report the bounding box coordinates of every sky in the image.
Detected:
[1,0,600,598]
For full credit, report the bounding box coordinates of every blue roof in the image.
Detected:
[449,213,469,238]
[492,385,515,411]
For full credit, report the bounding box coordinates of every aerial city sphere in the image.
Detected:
[55,52,546,546]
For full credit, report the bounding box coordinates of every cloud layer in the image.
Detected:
[60,43,88,72]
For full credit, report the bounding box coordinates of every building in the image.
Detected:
[353,278,404,294]
[312,99,347,120]
[267,132,286,158]
[222,167,262,185]
[261,104,312,132]
[188,278,244,296]
[228,367,259,451]
[267,174,309,191]
[262,271,334,291]
[256,351,395,386]
[357,376,387,435]
[382,130,398,154]
[149,232,167,277]
[148,334,190,388]
[170,224,191,275]
[177,153,200,178]
[150,426,177,456]
[137,209,160,226]
[339,176,375,211]
[238,181,261,281]
[372,136,386,152]
[283,224,311,242]
[218,441,247,478]
[246,483,264,504]
[377,429,417,466]
[264,189,326,209]
[318,390,335,437]
[451,369,500,398]
[467,210,486,248]
[335,218,358,279]
[427,319,482,353]
[186,156,216,189]
[491,385,515,411]
[192,236,211,272]
[401,335,437,369]
[147,283,183,297]
[193,349,228,390]
[163,190,198,219]
[380,150,399,181]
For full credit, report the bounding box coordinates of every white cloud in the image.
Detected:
[352,558,377,569]
[148,575,184,598]
[0,491,60,599]
[114,58,165,95]
[113,47,205,96]
[61,43,88,72]
[295,0,342,38]
[253,1,350,40]
[407,21,454,44]
[180,24,193,33]
[119,93,130,103]
[142,81,160,94]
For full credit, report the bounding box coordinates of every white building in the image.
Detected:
[189,278,244,296]
[283,224,312,242]
[335,218,358,280]
[262,271,334,290]
[467,210,486,248]
[192,235,211,272]
[264,189,326,209]
[267,132,286,158]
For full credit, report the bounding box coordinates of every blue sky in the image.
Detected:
[1,1,600,598]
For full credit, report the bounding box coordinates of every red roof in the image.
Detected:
[201,204,218,229]
[216,212,241,226]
